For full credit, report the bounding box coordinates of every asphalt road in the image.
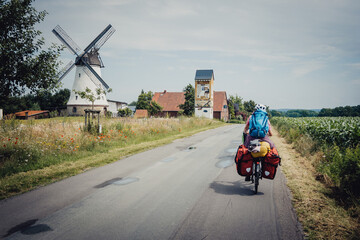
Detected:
[0,124,303,240]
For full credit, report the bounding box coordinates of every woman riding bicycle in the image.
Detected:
[243,103,275,149]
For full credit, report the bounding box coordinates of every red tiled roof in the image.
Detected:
[134,109,148,118]
[213,91,227,112]
[15,110,49,117]
[152,91,185,111]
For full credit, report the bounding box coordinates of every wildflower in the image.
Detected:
[16,137,18,140]
[15,141,18,145]
[61,135,64,138]
[3,144,5,147]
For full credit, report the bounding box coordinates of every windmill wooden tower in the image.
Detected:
[52,24,115,116]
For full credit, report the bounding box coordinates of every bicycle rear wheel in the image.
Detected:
[254,163,260,194]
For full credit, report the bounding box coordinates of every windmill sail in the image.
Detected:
[52,25,82,55]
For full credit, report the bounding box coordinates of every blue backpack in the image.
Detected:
[249,110,269,138]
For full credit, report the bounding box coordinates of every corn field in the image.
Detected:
[271,117,360,148]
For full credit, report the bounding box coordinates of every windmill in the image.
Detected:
[52,24,116,115]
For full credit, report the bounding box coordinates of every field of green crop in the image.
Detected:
[271,117,360,148]
[271,117,360,197]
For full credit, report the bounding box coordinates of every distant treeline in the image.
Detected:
[318,105,360,117]
[270,105,360,118]
[270,109,319,118]
[0,89,70,115]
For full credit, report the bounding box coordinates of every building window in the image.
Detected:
[72,107,77,113]
[203,109,208,113]
[76,96,78,100]
[79,73,81,78]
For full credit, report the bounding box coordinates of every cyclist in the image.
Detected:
[243,103,275,149]
[243,104,274,182]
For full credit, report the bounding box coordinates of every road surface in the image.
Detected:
[0,124,303,239]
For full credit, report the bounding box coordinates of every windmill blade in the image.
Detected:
[94,25,116,50]
[52,25,82,55]
[82,61,110,89]
[82,25,115,56]
[57,61,75,82]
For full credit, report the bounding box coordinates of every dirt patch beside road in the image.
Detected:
[271,129,359,239]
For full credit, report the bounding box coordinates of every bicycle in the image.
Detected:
[251,157,264,194]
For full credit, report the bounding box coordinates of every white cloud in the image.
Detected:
[250,66,272,72]
[292,61,325,78]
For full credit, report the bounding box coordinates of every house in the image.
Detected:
[107,100,128,117]
[213,91,229,121]
[134,109,148,118]
[152,90,229,120]
[15,110,50,120]
[152,90,185,117]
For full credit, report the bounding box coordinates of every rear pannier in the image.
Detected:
[235,145,253,176]
[262,148,281,180]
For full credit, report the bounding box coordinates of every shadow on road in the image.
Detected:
[210,180,264,196]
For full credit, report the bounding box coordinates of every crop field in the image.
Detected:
[271,117,360,197]
[271,117,360,148]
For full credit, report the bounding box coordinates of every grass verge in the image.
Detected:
[0,119,226,200]
[271,129,360,239]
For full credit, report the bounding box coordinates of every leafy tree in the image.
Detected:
[244,100,256,113]
[318,105,360,117]
[73,87,112,110]
[148,101,163,116]
[136,90,153,110]
[229,95,244,112]
[179,84,195,116]
[0,88,70,114]
[128,101,137,106]
[118,108,132,117]
[0,0,62,102]
[270,110,283,117]
[227,99,235,119]
[134,90,162,116]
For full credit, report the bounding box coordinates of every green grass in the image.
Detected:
[0,117,226,199]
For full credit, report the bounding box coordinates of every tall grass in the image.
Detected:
[0,117,221,179]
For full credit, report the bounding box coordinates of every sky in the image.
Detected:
[33,0,360,109]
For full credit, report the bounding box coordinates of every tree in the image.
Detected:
[134,90,162,116]
[227,100,235,119]
[118,108,132,117]
[148,101,163,116]
[179,84,194,116]
[244,100,256,113]
[0,88,70,114]
[136,90,153,110]
[0,0,62,102]
[128,101,137,106]
[73,87,112,110]
[229,95,244,112]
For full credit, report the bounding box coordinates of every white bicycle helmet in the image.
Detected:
[255,103,266,111]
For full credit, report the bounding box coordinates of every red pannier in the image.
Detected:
[235,145,253,176]
[262,148,281,180]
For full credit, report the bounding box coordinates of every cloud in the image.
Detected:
[292,61,325,78]
[351,79,360,85]
[348,63,360,69]
[250,66,272,72]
